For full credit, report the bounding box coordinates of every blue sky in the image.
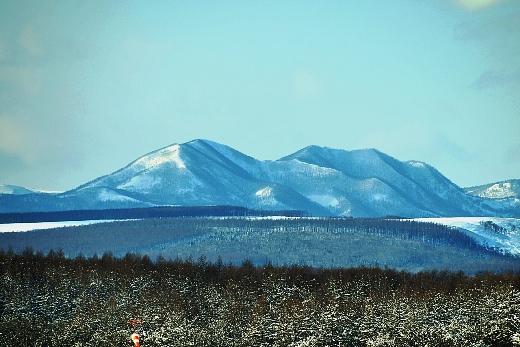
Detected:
[0,0,519,191]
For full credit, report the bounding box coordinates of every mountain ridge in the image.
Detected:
[465,179,520,200]
[1,139,518,217]
[0,184,35,195]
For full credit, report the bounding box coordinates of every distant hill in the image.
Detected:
[465,179,520,199]
[0,184,34,195]
[1,139,518,217]
[1,217,518,273]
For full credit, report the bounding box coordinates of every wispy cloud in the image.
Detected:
[0,115,32,162]
[455,0,503,10]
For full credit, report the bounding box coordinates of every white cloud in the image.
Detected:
[455,0,502,10]
[0,115,32,161]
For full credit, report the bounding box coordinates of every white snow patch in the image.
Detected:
[341,208,352,216]
[408,160,426,168]
[308,194,340,207]
[481,182,514,199]
[34,189,64,194]
[372,193,388,202]
[119,174,160,192]
[256,186,273,198]
[136,144,186,169]
[97,189,137,202]
[254,186,279,207]
[0,220,130,233]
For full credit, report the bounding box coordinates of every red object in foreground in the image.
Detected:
[128,318,143,328]
[130,333,140,347]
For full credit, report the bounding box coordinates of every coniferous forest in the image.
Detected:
[1,217,519,273]
[1,250,519,346]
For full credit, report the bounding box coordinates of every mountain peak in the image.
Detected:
[134,143,186,170]
[407,160,428,168]
[129,138,230,170]
[279,145,384,165]
[184,138,221,147]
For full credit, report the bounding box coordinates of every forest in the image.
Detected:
[1,250,519,346]
[1,217,519,273]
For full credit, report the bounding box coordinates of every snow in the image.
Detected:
[0,184,34,195]
[187,139,261,174]
[254,186,280,207]
[97,189,139,202]
[0,220,127,233]
[480,182,514,199]
[34,189,64,194]
[3,139,519,217]
[135,144,186,169]
[118,175,160,192]
[412,217,520,255]
[465,180,519,200]
[308,194,340,207]
[256,186,273,198]
[408,160,426,168]
[280,159,339,176]
[372,193,388,202]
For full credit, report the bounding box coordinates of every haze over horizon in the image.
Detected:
[1,0,519,191]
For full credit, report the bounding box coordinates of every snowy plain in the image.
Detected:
[0,216,319,233]
[0,220,122,233]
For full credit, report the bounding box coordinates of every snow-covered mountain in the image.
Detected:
[278,145,494,217]
[0,184,34,195]
[1,139,519,217]
[465,179,520,200]
[72,140,329,214]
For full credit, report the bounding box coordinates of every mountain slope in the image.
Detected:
[279,146,499,217]
[0,187,153,213]
[73,139,327,214]
[412,217,520,256]
[465,179,520,199]
[0,184,34,195]
[1,139,518,217]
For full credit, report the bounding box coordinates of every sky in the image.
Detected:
[0,0,519,191]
